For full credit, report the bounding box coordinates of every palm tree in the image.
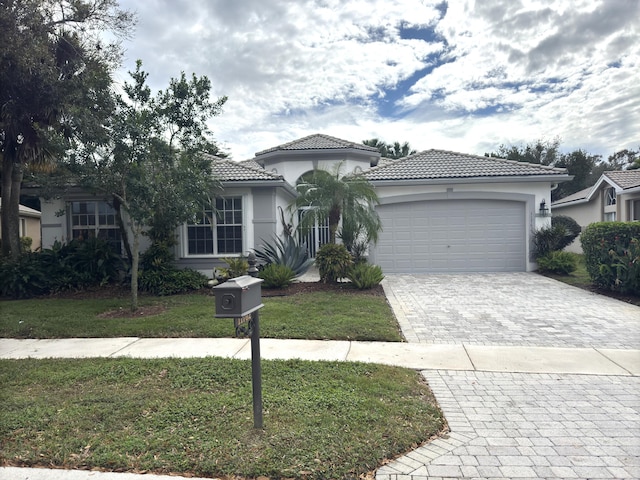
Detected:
[362,138,417,159]
[362,138,388,157]
[290,162,381,245]
[386,141,417,159]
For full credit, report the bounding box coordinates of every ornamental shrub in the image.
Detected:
[139,268,208,296]
[0,253,48,298]
[536,251,578,275]
[253,235,313,277]
[581,221,640,294]
[533,215,582,258]
[315,243,353,283]
[551,215,581,250]
[217,257,249,280]
[533,224,567,258]
[258,264,296,288]
[346,263,384,289]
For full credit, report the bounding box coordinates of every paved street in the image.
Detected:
[378,273,640,480]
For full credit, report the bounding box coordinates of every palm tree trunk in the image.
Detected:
[1,157,23,259]
[1,156,13,257]
[328,205,341,244]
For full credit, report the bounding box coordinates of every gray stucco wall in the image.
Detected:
[252,187,277,248]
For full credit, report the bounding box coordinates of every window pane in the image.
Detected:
[188,225,213,255]
[217,225,242,254]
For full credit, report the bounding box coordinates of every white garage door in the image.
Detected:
[372,199,526,273]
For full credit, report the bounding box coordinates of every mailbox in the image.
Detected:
[213,275,264,318]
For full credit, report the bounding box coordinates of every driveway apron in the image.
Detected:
[378,273,640,480]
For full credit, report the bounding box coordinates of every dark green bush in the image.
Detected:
[253,235,313,277]
[20,236,33,253]
[258,264,296,288]
[315,243,353,283]
[139,268,208,296]
[0,239,125,298]
[67,238,126,285]
[534,215,582,258]
[581,221,640,294]
[551,215,581,250]
[140,241,175,272]
[0,253,48,298]
[346,263,384,289]
[536,251,578,275]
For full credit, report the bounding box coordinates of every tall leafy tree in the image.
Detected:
[607,148,639,170]
[291,162,381,245]
[552,149,602,200]
[71,61,227,310]
[0,0,134,258]
[486,138,561,165]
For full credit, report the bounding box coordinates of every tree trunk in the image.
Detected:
[3,159,24,259]
[1,156,13,257]
[130,225,140,312]
[113,196,133,264]
[328,205,341,244]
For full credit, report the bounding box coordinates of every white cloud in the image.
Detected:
[115,0,639,160]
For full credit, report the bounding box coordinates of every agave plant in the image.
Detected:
[253,235,313,277]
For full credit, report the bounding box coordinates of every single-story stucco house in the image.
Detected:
[551,170,640,253]
[0,199,42,251]
[34,133,571,275]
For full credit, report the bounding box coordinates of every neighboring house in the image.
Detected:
[33,133,570,275]
[552,170,640,253]
[0,199,42,251]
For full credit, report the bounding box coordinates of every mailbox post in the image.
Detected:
[213,275,265,429]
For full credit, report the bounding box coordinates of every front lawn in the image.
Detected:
[539,254,640,306]
[0,357,444,479]
[0,289,403,341]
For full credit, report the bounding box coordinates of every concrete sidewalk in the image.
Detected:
[2,338,639,480]
[1,337,638,376]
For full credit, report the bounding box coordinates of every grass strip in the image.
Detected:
[0,292,402,341]
[0,357,443,479]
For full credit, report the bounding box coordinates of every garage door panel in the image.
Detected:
[373,199,526,273]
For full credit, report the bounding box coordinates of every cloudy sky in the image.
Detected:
[114,0,639,161]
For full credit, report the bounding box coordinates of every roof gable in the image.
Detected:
[208,155,284,182]
[552,170,640,207]
[255,133,379,156]
[362,149,568,181]
[603,170,640,190]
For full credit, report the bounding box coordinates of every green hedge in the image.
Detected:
[580,222,640,294]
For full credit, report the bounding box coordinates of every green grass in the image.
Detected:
[540,253,592,289]
[539,253,640,306]
[0,357,444,479]
[0,292,402,341]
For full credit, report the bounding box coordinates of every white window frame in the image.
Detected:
[604,211,616,222]
[606,187,617,206]
[69,201,122,254]
[183,196,245,258]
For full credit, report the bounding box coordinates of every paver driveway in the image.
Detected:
[384,273,640,348]
[379,273,640,480]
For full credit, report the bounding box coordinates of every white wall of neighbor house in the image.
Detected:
[40,196,151,253]
[40,198,66,248]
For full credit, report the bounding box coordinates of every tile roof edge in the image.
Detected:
[255,133,379,156]
[204,153,284,181]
